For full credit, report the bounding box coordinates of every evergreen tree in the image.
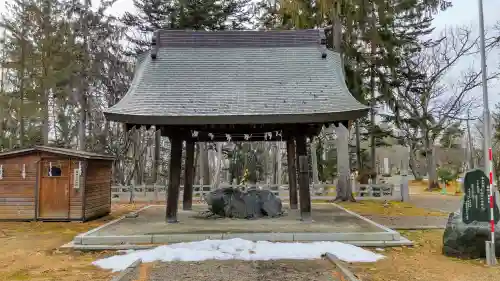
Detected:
[254,0,452,199]
[122,0,253,54]
[0,0,132,151]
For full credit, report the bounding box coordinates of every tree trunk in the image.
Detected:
[409,148,422,180]
[152,129,161,183]
[311,139,319,187]
[18,23,26,148]
[213,142,223,188]
[369,5,377,183]
[99,121,109,153]
[136,129,143,185]
[199,143,210,185]
[332,5,354,201]
[194,143,200,184]
[133,128,140,186]
[276,141,282,185]
[466,116,474,169]
[78,2,90,151]
[355,121,362,171]
[425,139,439,190]
[335,123,355,201]
[271,143,277,184]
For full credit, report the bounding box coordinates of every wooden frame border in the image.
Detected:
[34,154,41,221]
[37,157,72,221]
[81,159,88,221]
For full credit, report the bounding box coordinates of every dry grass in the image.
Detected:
[337,200,448,217]
[1,201,494,281]
[0,203,147,281]
[352,230,500,281]
[410,180,463,196]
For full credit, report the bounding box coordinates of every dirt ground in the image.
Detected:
[351,230,500,281]
[337,200,500,281]
[1,201,499,281]
[145,259,337,281]
[0,204,147,281]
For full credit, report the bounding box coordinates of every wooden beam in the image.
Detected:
[166,135,182,223]
[295,135,312,221]
[286,139,298,209]
[156,123,324,142]
[182,140,195,210]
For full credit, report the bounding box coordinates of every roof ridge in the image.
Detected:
[154,28,322,50]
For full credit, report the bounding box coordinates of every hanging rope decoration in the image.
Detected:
[78,161,82,174]
[48,162,52,177]
[189,130,284,141]
[0,165,3,180]
[263,132,271,140]
[21,164,26,179]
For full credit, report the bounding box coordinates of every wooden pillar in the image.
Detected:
[166,135,182,223]
[286,139,298,209]
[295,135,312,220]
[183,140,195,210]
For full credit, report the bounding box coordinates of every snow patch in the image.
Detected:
[92,238,385,272]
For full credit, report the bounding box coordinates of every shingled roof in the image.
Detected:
[104,29,368,125]
[0,146,115,161]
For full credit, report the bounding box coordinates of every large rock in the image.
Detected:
[442,211,500,259]
[206,187,283,219]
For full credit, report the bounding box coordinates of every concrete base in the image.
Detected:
[62,237,414,251]
[67,203,413,250]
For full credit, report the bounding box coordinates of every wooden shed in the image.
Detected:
[0,146,115,221]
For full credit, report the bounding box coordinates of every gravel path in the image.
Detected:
[365,215,448,229]
[361,195,461,229]
[410,195,461,213]
[147,260,338,281]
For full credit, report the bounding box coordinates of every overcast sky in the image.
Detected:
[432,0,500,116]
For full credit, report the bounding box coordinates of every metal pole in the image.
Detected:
[478,0,496,265]
[479,0,490,173]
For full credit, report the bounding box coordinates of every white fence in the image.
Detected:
[111,183,403,202]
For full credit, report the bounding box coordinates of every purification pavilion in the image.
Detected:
[104,29,368,223]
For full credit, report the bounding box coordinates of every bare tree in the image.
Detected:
[391,121,425,180]
[389,26,499,190]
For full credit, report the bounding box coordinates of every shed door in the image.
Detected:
[38,160,70,219]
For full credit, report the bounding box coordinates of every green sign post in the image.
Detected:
[462,169,500,224]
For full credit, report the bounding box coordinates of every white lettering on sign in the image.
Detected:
[480,177,486,210]
[73,169,81,189]
[465,202,469,221]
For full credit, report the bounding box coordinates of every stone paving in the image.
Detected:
[90,204,382,237]
[74,204,408,248]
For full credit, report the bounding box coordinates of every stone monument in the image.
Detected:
[205,187,283,219]
[443,169,500,258]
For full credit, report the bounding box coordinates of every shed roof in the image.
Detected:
[0,146,115,161]
[104,29,368,125]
